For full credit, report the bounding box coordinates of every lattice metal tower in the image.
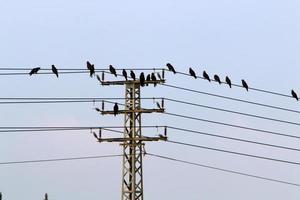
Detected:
[98,70,167,200]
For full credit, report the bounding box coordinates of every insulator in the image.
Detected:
[162,69,165,79]
[102,100,104,110]
[102,71,105,81]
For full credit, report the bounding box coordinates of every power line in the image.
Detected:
[174,71,292,98]
[167,140,300,166]
[147,152,300,187]
[0,125,165,130]
[165,112,300,140]
[165,98,300,127]
[168,126,300,152]
[163,84,300,114]
[0,154,123,165]
[0,67,164,71]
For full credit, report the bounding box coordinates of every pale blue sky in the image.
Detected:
[0,0,300,199]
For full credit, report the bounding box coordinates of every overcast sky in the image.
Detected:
[0,0,300,199]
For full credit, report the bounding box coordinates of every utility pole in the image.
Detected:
[96,70,167,200]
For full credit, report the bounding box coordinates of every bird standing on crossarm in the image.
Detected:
[151,73,157,87]
[146,74,151,86]
[122,69,128,81]
[113,103,119,116]
[140,72,145,87]
[44,193,48,200]
[130,70,136,81]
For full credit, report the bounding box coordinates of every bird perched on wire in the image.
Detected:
[44,193,48,200]
[130,70,136,81]
[140,72,145,87]
[203,70,210,82]
[291,90,298,101]
[189,68,197,79]
[241,79,249,91]
[51,65,58,78]
[122,69,128,81]
[113,103,119,116]
[151,73,157,86]
[109,65,117,77]
[214,74,221,84]
[166,63,176,74]
[225,76,232,88]
[29,67,40,76]
[87,61,95,77]
[146,74,151,86]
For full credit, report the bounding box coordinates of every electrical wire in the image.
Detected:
[165,98,300,127]
[174,71,291,98]
[162,84,300,114]
[0,154,123,165]
[167,126,300,152]
[164,112,300,140]
[147,152,300,187]
[167,140,300,166]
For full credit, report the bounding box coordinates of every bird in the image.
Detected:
[87,61,95,77]
[166,63,176,74]
[96,75,101,82]
[109,65,117,77]
[44,193,48,200]
[130,70,136,81]
[242,79,249,91]
[122,69,128,81]
[291,90,298,101]
[113,103,119,116]
[146,74,151,86]
[93,132,99,140]
[0,192,2,200]
[157,72,162,80]
[156,102,162,109]
[29,67,40,76]
[140,72,145,87]
[189,68,197,79]
[203,70,211,82]
[225,76,232,88]
[51,65,58,77]
[151,73,157,86]
[214,74,221,84]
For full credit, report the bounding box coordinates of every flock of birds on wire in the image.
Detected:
[28,62,299,102]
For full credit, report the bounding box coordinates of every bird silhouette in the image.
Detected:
[156,102,162,109]
[225,76,232,88]
[146,74,151,86]
[130,70,136,81]
[113,103,119,116]
[44,193,48,200]
[87,61,95,77]
[122,69,128,81]
[189,68,197,79]
[242,79,249,91]
[140,72,145,87]
[291,90,299,101]
[0,192,2,200]
[214,74,221,84]
[93,132,99,140]
[151,73,157,86]
[96,75,101,82]
[157,72,162,80]
[29,67,40,76]
[109,65,117,77]
[51,65,58,77]
[166,63,176,74]
[203,71,210,82]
